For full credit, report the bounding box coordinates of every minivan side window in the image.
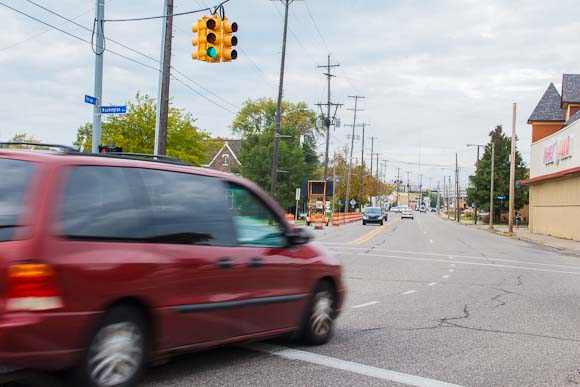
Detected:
[0,159,35,242]
[59,166,146,240]
[60,166,236,246]
[226,184,286,247]
[139,169,236,246]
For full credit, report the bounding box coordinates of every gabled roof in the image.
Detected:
[528,82,566,123]
[562,74,580,104]
[205,139,241,168]
[564,109,580,126]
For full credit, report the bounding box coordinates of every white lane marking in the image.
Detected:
[450,264,456,267]
[352,301,379,309]
[442,275,450,279]
[402,290,417,295]
[327,247,580,271]
[427,282,438,286]
[248,343,465,387]
[429,239,433,244]
[449,269,455,272]
[356,252,580,276]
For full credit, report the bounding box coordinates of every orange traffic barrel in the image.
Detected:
[286,213,295,224]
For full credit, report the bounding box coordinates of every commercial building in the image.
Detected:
[525,75,580,241]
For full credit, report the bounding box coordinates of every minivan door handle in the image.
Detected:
[217,258,233,269]
[249,257,263,269]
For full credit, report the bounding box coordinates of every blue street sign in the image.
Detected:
[84,95,97,105]
[101,106,127,114]
[497,195,506,200]
[338,199,345,205]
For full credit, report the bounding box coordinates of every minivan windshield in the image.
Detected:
[364,207,381,215]
[0,158,34,242]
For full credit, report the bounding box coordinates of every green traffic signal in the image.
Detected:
[207,46,217,59]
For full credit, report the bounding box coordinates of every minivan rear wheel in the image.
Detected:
[298,281,335,345]
[76,306,147,387]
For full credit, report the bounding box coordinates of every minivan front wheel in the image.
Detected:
[299,282,335,345]
[77,306,147,387]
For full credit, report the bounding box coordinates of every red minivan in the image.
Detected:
[0,146,345,387]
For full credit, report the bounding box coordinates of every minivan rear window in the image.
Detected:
[0,159,34,242]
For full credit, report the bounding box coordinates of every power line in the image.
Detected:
[303,0,330,52]
[2,2,239,114]
[171,67,240,110]
[271,2,317,65]
[103,0,232,22]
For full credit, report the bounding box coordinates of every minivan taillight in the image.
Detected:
[6,262,63,311]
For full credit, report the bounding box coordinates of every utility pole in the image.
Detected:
[381,159,387,207]
[436,182,441,212]
[154,0,173,156]
[489,142,495,229]
[396,168,401,206]
[375,153,379,206]
[406,171,411,193]
[332,154,336,214]
[359,123,368,209]
[508,102,517,234]
[270,0,293,197]
[368,136,377,205]
[455,153,460,222]
[467,143,485,224]
[345,95,364,212]
[317,54,341,181]
[448,176,451,220]
[91,0,105,153]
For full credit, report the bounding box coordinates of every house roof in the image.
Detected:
[564,109,580,126]
[205,139,242,168]
[528,82,566,123]
[562,74,580,104]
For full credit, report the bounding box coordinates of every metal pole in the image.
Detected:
[91,0,104,153]
[375,153,379,206]
[455,153,460,222]
[270,0,291,197]
[359,124,365,208]
[396,168,400,206]
[447,176,451,219]
[345,95,363,212]
[474,145,481,224]
[508,102,517,233]
[332,155,336,214]
[154,0,173,156]
[489,142,495,229]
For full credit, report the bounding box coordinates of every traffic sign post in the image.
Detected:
[295,188,301,222]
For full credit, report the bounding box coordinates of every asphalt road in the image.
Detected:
[6,212,580,387]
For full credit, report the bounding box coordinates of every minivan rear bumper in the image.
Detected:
[0,310,100,370]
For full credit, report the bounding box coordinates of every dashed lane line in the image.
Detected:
[352,301,379,309]
[402,290,417,295]
[449,269,455,272]
[427,282,438,286]
[248,343,465,387]
[442,275,450,279]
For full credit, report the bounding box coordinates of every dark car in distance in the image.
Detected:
[0,146,346,387]
[362,207,385,226]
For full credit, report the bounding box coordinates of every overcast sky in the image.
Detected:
[1,0,579,189]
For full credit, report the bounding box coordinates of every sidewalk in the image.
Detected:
[438,214,580,256]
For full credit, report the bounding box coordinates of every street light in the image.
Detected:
[466,143,485,224]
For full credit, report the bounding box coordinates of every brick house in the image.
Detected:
[204,139,242,173]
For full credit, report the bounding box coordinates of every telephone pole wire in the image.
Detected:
[345,95,365,212]
[154,0,173,156]
[91,0,104,153]
[316,54,341,180]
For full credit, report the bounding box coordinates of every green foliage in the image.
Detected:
[232,98,320,208]
[74,93,214,166]
[8,133,41,143]
[467,125,529,220]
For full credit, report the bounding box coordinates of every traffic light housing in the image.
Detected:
[192,14,238,62]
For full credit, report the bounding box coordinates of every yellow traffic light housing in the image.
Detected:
[192,14,238,62]
[192,15,221,62]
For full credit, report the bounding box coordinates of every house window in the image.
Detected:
[222,154,229,166]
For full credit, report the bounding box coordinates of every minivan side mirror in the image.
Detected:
[287,227,312,245]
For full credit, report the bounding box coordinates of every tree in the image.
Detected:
[74,93,215,166]
[467,125,528,223]
[232,98,320,208]
[5,133,43,149]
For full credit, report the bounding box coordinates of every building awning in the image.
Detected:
[522,166,580,185]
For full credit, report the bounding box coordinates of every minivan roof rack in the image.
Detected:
[99,152,191,166]
[0,142,79,153]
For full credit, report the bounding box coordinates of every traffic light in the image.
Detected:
[219,16,238,61]
[192,15,221,62]
[192,14,238,62]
